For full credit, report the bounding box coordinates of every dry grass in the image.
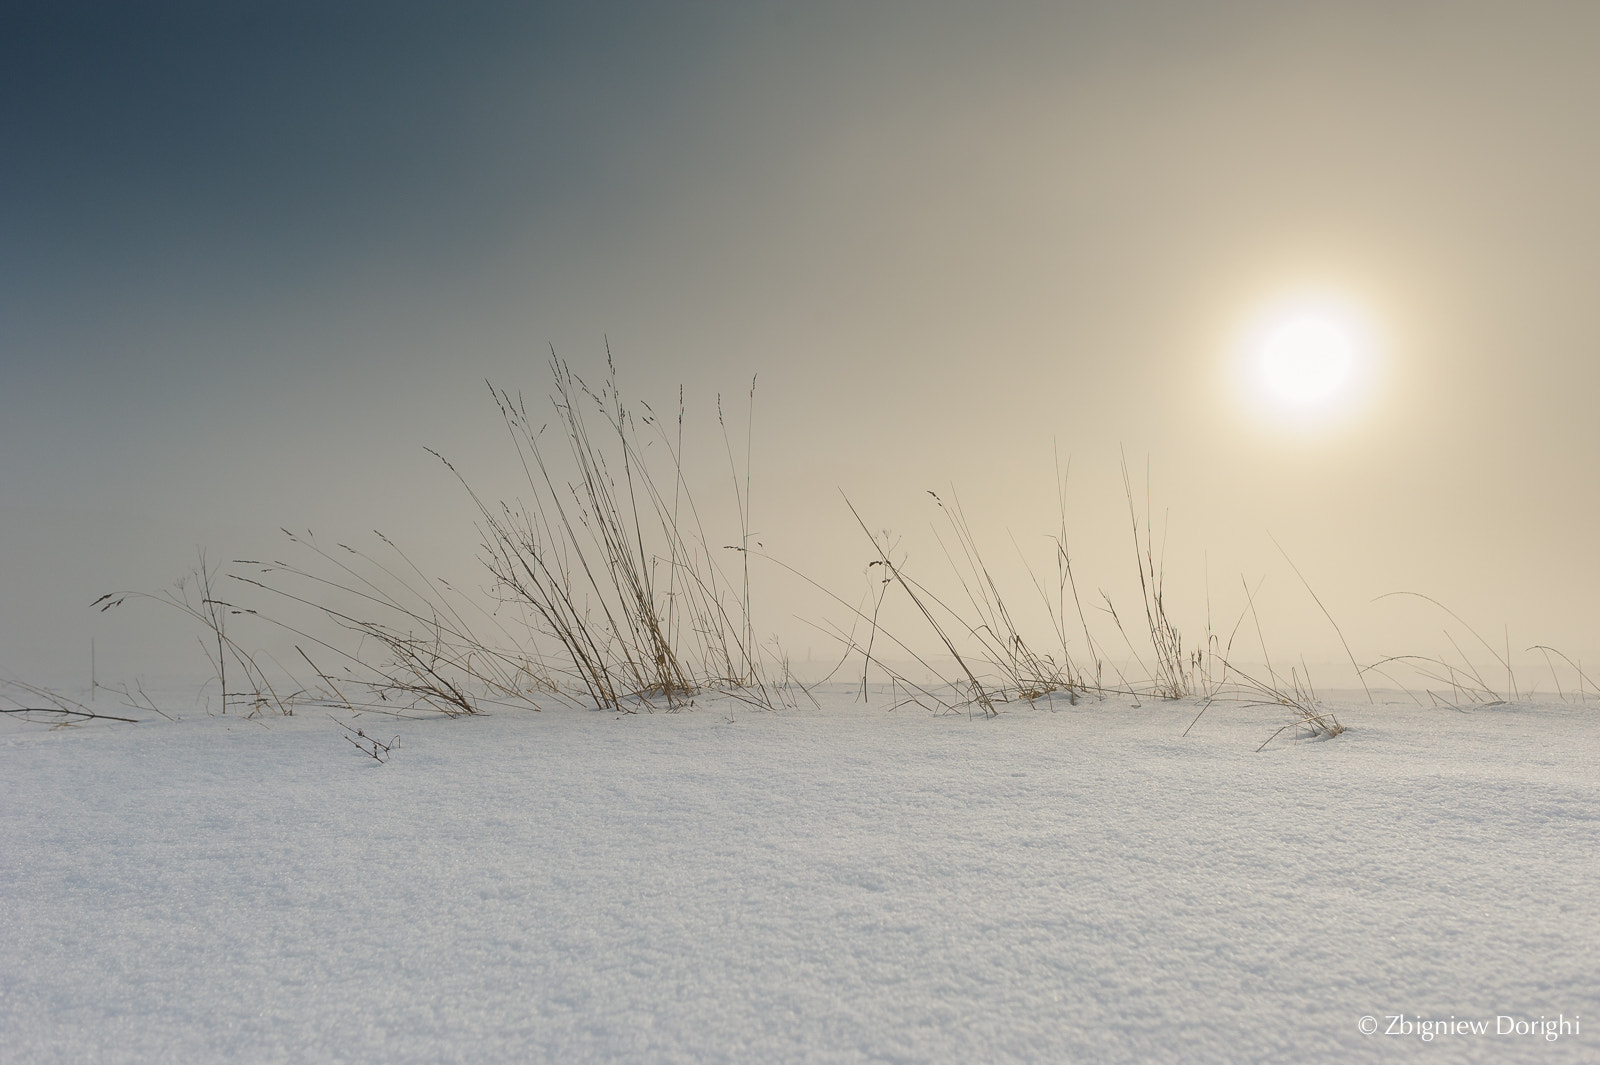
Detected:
[831,456,1196,712]
[1185,657,1345,751]
[74,362,1587,750]
[926,488,1093,703]
[1530,644,1600,705]
[460,356,785,710]
[830,456,1367,750]
[845,495,997,716]
[221,355,793,717]
[232,529,526,717]
[1116,454,1192,700]
[73,416,1372,751]
[1367,591,1526,707]
[1178,570,1347,748]
[94,550,298,717]
[0,677,141,726]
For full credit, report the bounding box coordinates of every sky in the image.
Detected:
[4,0,1599,689]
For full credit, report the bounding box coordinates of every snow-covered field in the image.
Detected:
[3,686,1596,1064]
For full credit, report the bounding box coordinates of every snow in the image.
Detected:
[3,688,1597,1064]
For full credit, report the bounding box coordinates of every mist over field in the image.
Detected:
[6,8,1600,1063]
[4,1,1600,690]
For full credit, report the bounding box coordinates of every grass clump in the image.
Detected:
[833,455,1195,713]
[229,355,788,717]
[233,529,523,718]
[458,356,780,710]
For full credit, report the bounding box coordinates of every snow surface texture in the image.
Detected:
[3,687,1597,1064]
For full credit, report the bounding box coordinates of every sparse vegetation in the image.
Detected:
[0,677,141,726]
[218,356,797,720]
[93,550,297,717]
[334,716,399,763]
[55,357,1593,751]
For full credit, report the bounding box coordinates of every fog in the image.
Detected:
[5,1,1598,690]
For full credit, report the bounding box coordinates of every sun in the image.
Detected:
[1259,316,1353,405]
[1232,293,1379,427]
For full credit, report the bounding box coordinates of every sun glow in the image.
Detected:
[1260,316,1352,405]
[1233,293,1380,428]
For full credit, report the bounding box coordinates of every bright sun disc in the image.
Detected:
[1260,317,1353,405]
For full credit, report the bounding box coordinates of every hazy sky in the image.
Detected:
[5,1,1599,686]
